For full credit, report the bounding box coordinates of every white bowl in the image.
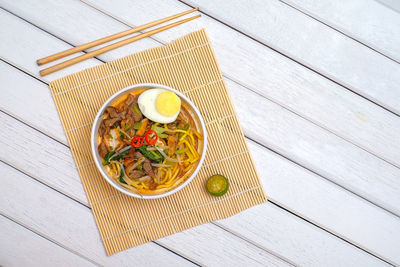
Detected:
[91,83,207,199]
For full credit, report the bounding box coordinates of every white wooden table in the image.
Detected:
[1,0,400,266]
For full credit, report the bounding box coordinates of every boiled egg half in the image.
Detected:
[138,88,181,123]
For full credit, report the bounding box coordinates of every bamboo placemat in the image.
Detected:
[49,29,267,255]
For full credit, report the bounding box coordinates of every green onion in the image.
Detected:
[119,131,124,139]
[119,148,131,156]
[150,150,160,158]
[133,122,142,130]
[103,148,131,165]
[151,125,169,138]
[159,133,168,138]
[102,151,115,166]
[133,104,141,114]
[119,165,127,184]
[179,123,189,137]
[175,148,188,154]
[137,164,143,170]
[138,145,164,163]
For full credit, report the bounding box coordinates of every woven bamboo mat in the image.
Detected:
[49,29,267,255]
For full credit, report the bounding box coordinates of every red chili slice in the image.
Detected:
[131,136,144,148]
[145,130,158,145]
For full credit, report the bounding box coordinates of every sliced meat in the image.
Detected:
[98,121,106,136]
[128,170,145,179]
[106,106,118,117]
[125,109,133,122]
[103,117,120,127]
[98,142,108,158]
[131,106,143,122]
[133,151,144,159]
[125,107,142,123]
[125,94,136,106]
[120,110,127,119]
[143,159,156,178]
[106,106,126,119]
[167,135,176,156]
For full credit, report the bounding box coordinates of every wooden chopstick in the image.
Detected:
[39,15,200,76]
[36,8,198,66]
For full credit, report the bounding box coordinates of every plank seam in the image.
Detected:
[2,69,400,261]
[0,213,102,266]
[176,0,400,117]
[247,136,400,219]
[279,0,400,64]
[211,222,297,266]
[0,108,68,149]
[267,200,397,266]
[2,60,399,220]
[0,118,394,264]
[0,7,107,65]
[0,151,289,265]
[1,7,399,261]
[152,242,202,266]
[0,158,202,266]
[78,0,400,169]
[4,3,400,171]
[225,75,400,169]
[375,0,400,14]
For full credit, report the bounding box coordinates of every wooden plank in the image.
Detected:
[156,223,292,267]
[0,5,400,264]
[2,97,400,265]
[247,140,400,265]
[178,0,400,115]
[0,161,387,267]
[0,162,197,267]
[376,0,400,12]
[0,62,68,145]
[75,0,400,167]
[281,0,400,62]
[1,74,399,265]
[0,161,291,267]
[0,8,103,81]
[1,20,400,263]
[0,215,97,267]
[0,77,290,264]
[1,2,400,216]
[2,0,400,168]
[3,43,400,218]
[216,203,389,267]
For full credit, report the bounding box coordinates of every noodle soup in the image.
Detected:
[92,84,206,198]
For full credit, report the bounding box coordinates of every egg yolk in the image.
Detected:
[155,91,181,116]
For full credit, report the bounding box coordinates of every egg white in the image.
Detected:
[138,88,180,123]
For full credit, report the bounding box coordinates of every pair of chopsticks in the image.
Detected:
[38,8,200,76]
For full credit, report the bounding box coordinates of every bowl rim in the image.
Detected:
[90,83,208,199]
